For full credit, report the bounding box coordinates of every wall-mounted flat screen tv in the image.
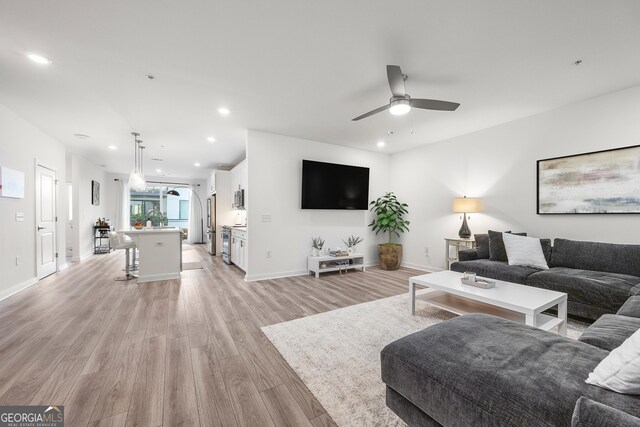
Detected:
[301,160,370,210]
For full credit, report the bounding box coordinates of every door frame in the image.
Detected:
[35,159,59,276]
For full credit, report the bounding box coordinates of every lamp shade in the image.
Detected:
[452,197,480,213]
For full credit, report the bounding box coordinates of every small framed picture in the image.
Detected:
[92,180,100,206]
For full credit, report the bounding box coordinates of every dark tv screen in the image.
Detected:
[301,160,370,210]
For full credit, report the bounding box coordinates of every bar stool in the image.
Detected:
[109,232,137,281]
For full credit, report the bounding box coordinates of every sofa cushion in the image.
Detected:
[474,233,490,259]
[551,238,640,277]
[572,397,640,427]
[488,230,526,261]
[381,314,640,427]
[618,296,640,318]
[578,314,640,351]
[527,268,640,312]
[450,259,540,284]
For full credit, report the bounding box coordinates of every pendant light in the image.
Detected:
[128,132,147,191]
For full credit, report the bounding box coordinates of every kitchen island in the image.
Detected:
[119,227,182,283]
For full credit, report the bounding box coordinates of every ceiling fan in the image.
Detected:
[352,65,460,121]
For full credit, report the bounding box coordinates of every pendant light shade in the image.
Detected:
[128,132,147,191]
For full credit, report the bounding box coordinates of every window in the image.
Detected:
[179,200,189,220]
[129,185,190,227]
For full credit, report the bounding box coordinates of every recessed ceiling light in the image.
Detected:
[218,107,230,116]
[156,169,162,173]
[73,133,90,140]
[108,145,117,150]
[377,141,385,147]
[194,162,201,167]
[27,53,52,65]
[151,158,163,161]
[207,137,216,142]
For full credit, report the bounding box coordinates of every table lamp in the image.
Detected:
[452,196,480,239]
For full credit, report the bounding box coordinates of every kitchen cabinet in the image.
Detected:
[207,171,216,195]
[231,228,247,271]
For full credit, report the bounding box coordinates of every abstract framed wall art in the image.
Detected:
[92,180,100,206]
[537,145,640,214]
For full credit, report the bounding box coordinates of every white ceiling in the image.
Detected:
[1,1,640,179]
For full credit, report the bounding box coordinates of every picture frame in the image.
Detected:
[92,180,100,206]
[0,166,25,199]
[537,145,640,214]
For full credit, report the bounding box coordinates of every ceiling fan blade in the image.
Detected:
[386,65,405,98]
[410,98,460,111]
[352,104,390,121]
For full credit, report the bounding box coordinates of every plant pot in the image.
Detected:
[347,246,354,254]
[312,248,320,257]
[379,244,402,270]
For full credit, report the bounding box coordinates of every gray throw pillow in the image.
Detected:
[540,238,552,264]
[474,234,490,259]
[488,230,527,261]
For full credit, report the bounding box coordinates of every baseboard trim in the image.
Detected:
[0,276,39,302]
[401,262,445,273]
[245,269,309,282]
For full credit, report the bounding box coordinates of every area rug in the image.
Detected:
[261,290,588,427]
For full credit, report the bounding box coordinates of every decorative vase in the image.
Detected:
[379,244,402,270]
[347,246,354,254]
[313,248,320,257]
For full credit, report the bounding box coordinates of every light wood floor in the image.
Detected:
[0,245,419,427]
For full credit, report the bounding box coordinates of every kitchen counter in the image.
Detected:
[119,227,182,283]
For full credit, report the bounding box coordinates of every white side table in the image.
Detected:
[444,237,475,269]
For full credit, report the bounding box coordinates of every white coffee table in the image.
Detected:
[409,270,568,336]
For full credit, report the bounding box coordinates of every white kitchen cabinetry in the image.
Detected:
[231,228,247,271]
[207,171,216,195]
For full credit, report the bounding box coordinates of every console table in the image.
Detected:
[308,253,365,278]
[444,237,475,269]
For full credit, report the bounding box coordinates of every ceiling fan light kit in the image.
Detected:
[389,98,411,115]
[352,65,460,121]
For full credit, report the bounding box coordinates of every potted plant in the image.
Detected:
[368,192,410,270]
[311,237,325,257]
[342,235,363,254]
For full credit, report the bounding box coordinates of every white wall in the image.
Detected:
[246,130,391,281]
[67,153,110,260]
[391,84,640,271]
[0,103,67,298]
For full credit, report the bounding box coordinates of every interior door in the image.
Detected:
[36,164,57,278]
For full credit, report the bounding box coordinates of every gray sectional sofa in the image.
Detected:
[381,295,640,426]
[451,236,640,320]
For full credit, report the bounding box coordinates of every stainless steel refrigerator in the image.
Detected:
[207,194,216,255]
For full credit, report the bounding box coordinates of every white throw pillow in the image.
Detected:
[586,328,640,394]
[501,233,549,270]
